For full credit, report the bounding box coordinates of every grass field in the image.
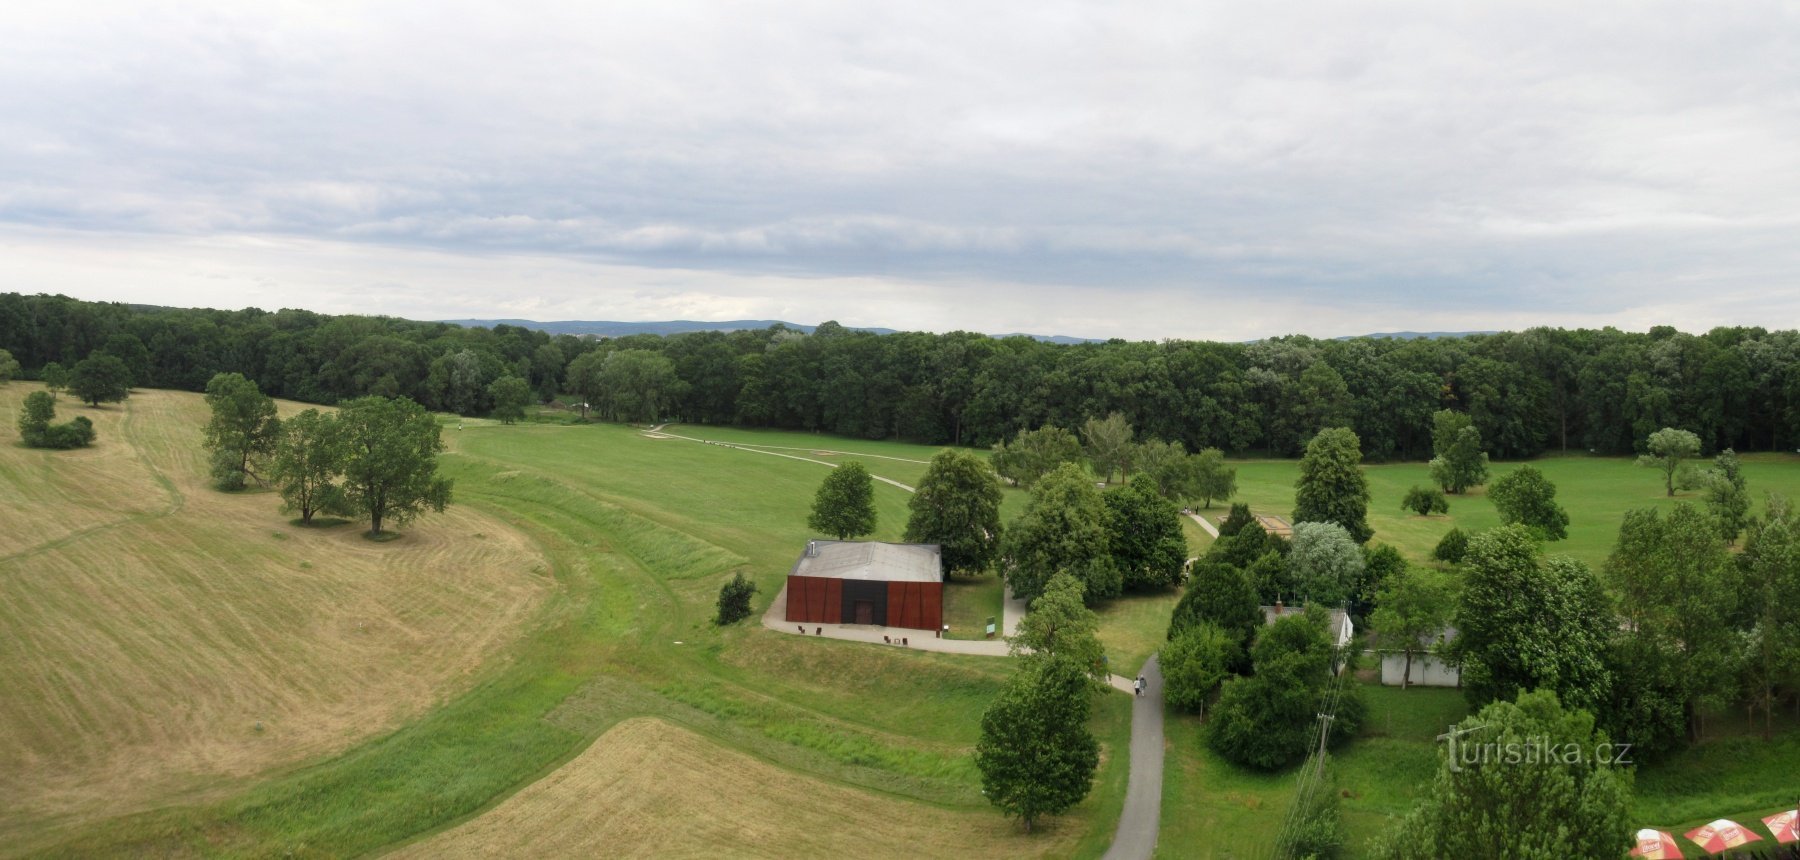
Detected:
[0,386,552,853]
[10,400,1135,857]
[1226,452,1800,568]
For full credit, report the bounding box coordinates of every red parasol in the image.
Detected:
[1762,809,1799,845]
[1685,819,1762,854]
[1630,828,1684,858]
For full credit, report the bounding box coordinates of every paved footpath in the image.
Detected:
[1103,654,1165,860]
[1184,510,1221,538]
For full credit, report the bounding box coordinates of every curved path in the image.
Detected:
[649,424,1161,853]
[1103,654,1165,860]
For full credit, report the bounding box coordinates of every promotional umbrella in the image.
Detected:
[1762,809,1799,844]
[1630,828,1684,858]
[1685,819,1762,854]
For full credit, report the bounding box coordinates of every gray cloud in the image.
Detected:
[3,1,1799,339]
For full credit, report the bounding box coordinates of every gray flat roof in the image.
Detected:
[789,540,942,584]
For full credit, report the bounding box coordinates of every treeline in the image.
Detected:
[4,292,1798,458]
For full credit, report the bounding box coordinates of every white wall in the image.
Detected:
[1379,652,1461,687]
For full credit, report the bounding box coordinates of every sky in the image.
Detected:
[3,1,1799,341]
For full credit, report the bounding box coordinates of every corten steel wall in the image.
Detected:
[785,576,843,624]
[784,575,942,631]
[885,581,942,631]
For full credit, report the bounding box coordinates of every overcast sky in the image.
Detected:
[3,2,1798,340]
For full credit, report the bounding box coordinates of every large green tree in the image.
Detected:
[1371,690,1633,860]
[1286,521,1365,607]
[68,353,132,407]
[486,374,531,424]
[1008,572,1107,680]
[1701,448,1749,542]
[1427,411,1489,493]
[1082,412,1135,484]
[1105,480,1187,591]
[0,348,19,384]
[1488,465,1570,540]
[1741,496,1800,740]
[1606,504,1743,742]
[1452,526,1613,712]
[974,654,1100,832]
[1001,462,1118,603]
[1207,608,1363,770]
[202,372,281,490]
[904,449,1003,576]
[1168,561,1262,666]
[1293,427,1372,543]
[808,461,877,540]
[597,349,682,423]
[1370,565,1455,690]
[990,425,1082,488]
[1637,426,1702,496]
[1162,622,1233,716]
[269,408,349,524]
[335,396,454,537]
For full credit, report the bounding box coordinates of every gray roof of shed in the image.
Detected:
[789,540,943,584]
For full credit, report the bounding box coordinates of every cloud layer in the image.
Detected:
[3,1,1798,338]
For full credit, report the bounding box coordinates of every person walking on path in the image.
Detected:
[1134,675,1145,697]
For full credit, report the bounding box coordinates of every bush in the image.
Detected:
[1433,528,1469,564]
[1401,486,1449,516]
[1217,503,1255,537]
[1162,622,1234,715]
[39,416,96,449]
[715,572,758,625]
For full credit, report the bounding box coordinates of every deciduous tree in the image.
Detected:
[336,396,454,537]
[202,372,281,490]
[1370,690,1633,860]
[1162,622,1233,715]
[39,362,67,394]
[1489,465,1570,540]
[269,408,349,524]
[990,425,1082,488]
[808,461,877,540]
[1401,486,1448,516]
[1452,526,1613,712]
[487,374,531,425]
[1002,463,1118,603]
[68,353,131,407]
[1637,427,1702,496]
[0,348,18,384]
[1082,412,1134,484]
[1427,411,1489,493]
[1207,608,1362,770]
[975,654,1099,832]
[1287,521,1365,607]
[1009,572,1107,680]
[714,572,758,625]
[1702,448,1749,542]
[905,449,1003,575]
[1105,480,1187,591]
[1293,427,1372,543]
[1371,565,1455,690]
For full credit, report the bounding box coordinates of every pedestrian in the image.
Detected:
[1135,675,1145,697]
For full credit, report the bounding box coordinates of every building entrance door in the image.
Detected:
[853,600,874,625]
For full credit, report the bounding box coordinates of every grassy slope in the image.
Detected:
[0,387,551,853]
[28,414,1132,857]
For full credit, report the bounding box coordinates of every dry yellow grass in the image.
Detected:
[0,386,552,841]
[394,717,1083,859]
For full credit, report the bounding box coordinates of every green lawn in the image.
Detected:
[1227,452,1800,568]
[945,572,1006,640]
[38,417,1131,857]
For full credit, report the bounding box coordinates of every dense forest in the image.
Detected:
[3,292,1796,460]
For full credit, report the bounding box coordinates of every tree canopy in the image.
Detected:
[269,408,350,524]
[1104,479,1188,591]
[1001,462,1117,603]
[1489,465,1571,540]
[990,425,1083,488]
[335,396,454,537]
[1371,690,1633,860]
[974,654,1099,832]
[1008,572,1107,681]
[68,353,131,407]
[808,461,877,540]
[1637,427,1702,497]
[1287,521,1365,607]
[1082,412,1135,484]
[1427,410,1489,493]
[1452,526,1612,712]
[1293,427,1373,543]
[904,449,1003,576]
[202,372,281,491]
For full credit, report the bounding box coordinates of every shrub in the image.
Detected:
[715,572,758,625]
[1402,486,1449,516]
[1433,528,1469,564]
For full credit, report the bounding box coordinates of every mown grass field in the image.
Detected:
[0,386,551,855]
[1225,452,1800,568]
[8,399,1135,858]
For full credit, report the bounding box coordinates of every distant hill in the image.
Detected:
[441,318,1098,343]
[1342,331,1497,340]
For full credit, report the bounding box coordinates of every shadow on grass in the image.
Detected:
[289,517,355,529]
